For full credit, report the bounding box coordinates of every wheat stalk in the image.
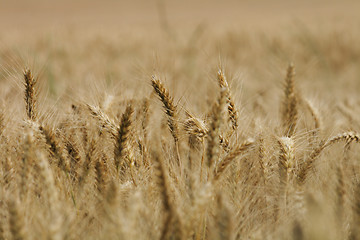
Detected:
[335,165,346,226]
[36,152,63,240]
[8,198,26,240]
[214,193,234,240]
[20,130,35,200]
[304,99,322,131]
[151,151,183,240]
[351,183,360,240]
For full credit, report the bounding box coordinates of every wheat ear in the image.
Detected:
[0,109,5,136]
[298,131,360,184]
[282,63,298,137]
[278,136,295,186]
[214,138,255,181]
[207,87,226,172]
[141,98,150,141]
[95,157,108,194]
[151,76,181,170]
[39,125,70,172]
[151,76,179,143]
[114,104,133,171]
[217,69,238,130]
[24,68,37,121]
[87,104,117,136]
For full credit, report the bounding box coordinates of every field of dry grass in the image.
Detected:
[1,1,360,239]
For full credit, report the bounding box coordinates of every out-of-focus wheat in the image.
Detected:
[0,26,360,240]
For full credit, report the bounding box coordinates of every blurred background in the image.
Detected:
[1,0,359,32]
[0,0,359,112]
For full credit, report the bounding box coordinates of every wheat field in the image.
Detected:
[1,1,360,239]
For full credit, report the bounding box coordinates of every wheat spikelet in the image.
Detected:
[219,134,230,153]
[282,63,298,137]
[23,68,37,121]
[114,104,133,171]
